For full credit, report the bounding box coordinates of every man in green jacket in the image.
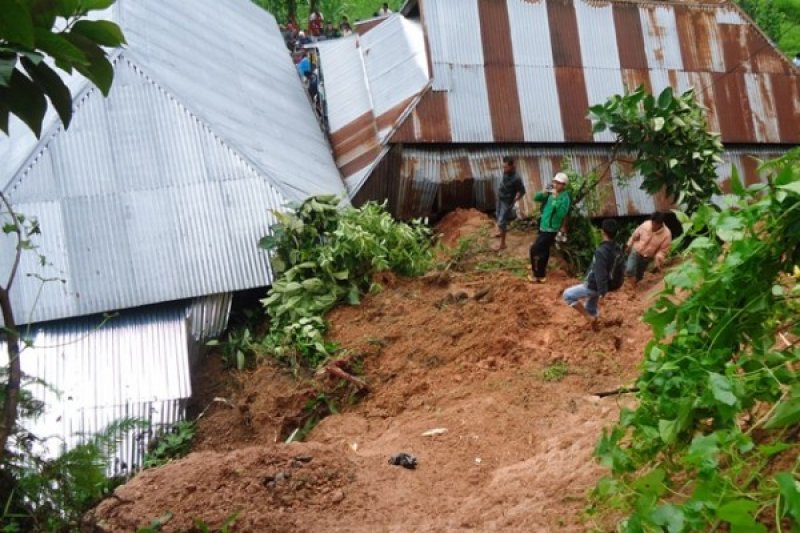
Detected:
[529,172,571,283]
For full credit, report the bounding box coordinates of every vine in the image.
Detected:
[591,150,800,532]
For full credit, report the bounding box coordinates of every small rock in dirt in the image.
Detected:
[473,287,491,301]
[421,428,448,437]
[293,455,313,463]
[388,452,417,469]
[331,489,345,504]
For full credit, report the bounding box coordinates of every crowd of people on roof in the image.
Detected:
[279,3,393,54]
[280,4,394,122]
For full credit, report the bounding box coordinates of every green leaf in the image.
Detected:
[21,56,72,129]
[765,387,800,429]
[709,373,737,406]
[63,32,114,95]
[776,472,800,522]
[658,419,678,444]
[650,504,684,533]
[71,20,125,47]
[0,54,15,87]
[657,87,674,109]
[778,181,800,196]
[78,0,116,9]
[729,165,746,196]
[0,0,35,47]
[33,27,89,68]
[1,68,47,137]
[716,499,765,531]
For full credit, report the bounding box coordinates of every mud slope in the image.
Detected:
[89,209,661,532]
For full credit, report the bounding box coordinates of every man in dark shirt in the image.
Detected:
[562,219,620,328]
[494,156,526,251]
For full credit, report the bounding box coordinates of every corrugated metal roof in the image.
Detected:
[395,145,787,218]
[391,0,799,145]
[1,0,343,326]
[315,15,429,195]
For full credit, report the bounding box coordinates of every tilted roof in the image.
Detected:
[0,0,346,325]
[315,15,429,196]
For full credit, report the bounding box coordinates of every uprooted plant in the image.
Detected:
[258,196,432,370]
[590,150,800,532]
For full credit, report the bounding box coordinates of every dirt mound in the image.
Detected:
[88,443,359,532]
[90,209,663,532]
[436,208,494,247]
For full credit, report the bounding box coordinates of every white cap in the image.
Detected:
[553,172,568,185]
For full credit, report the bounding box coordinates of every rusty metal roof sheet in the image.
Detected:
[393,0,799,145]
[394,145,787,218]
[316,15,429,195]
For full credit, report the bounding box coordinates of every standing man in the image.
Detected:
[378,3,393,15]
[529,172,571,283]
[625,212,672,287]
[563,219,620,328]
[494,156,526,251]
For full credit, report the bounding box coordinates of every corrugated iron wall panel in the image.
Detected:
[575,1,621,143]
[478,1,523,142]
[0,304,193,473]
[640,5,684,71]
[397,145,788,218]
[447,66,494,142]
[507,0,554,67]
[426,0,482,91]
[3,57,284,326]
[188,293,233,343]
[514,67,564,142]
[744,73,781,143]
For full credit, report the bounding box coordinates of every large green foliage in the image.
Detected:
[592,150,800,532]
[590,86,724,216]
[736,0,787,45]
[0,0,125,137]
[259,196,432,369]
[3,418,143,531]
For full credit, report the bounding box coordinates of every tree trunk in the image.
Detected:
[287,0,297,19]
[0,288,20,462]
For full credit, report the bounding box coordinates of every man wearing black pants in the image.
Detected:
[529,172,571,283]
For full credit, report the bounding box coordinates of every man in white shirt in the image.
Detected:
[377,3,392,16]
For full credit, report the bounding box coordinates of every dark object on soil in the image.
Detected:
[593,386,640,398]
[388,453,417,469]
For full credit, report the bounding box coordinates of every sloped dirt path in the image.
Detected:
[89,209,661,532]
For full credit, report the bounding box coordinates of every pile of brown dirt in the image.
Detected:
[89,209,663,532]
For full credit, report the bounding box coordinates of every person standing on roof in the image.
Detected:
[377,3,392,15]
[625,212,672,287]
[494,156,526,251]
[529,172,571,283]
[309,9,324,38]
[563,219,620,329]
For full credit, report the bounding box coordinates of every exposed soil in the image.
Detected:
[88,209,664,532]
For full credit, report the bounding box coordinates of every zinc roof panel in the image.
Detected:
[446,66,494,142]
[507,0,554,68]
[575,1,620,70]
[514,66,564,142]
[640,5,684,71]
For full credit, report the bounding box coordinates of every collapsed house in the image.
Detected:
[315,0,798,218]
[0,0,345,469]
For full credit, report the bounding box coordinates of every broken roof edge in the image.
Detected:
[346,81,433,198]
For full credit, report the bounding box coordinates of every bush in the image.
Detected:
[258,196,432,369]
